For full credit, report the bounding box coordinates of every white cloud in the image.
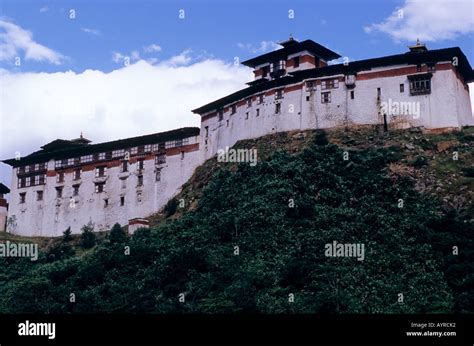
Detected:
[164,49,193,66]
[0,57,253,185]
[39,6,49,13]
[364,0,474,42]
[237,40,281,54]
[0,19,65,64]
[143,43,162,53]
[81,27,101,36]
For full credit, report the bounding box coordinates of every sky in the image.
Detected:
[0,0,473,188]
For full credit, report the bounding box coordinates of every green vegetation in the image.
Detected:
[0,130,472,314]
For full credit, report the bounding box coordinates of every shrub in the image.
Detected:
[164,198,178,217]
[80,222,96,249]
[313,130,328,146]
[62,227,72,243]
[109,223,127,243]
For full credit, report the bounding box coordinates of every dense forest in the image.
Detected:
[0,130,472,313]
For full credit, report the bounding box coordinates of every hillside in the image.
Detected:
[0,126,472,313]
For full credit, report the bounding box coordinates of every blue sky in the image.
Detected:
[0,0,473,187]
[1,0,472,73]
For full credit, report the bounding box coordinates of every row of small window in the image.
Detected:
[220,78,341,120]
[221,91,284,120]
[56,156,166,182]
[17,163,47,174]
[18,175,46,188]
[20,171,162,203]
[54,140,186,169]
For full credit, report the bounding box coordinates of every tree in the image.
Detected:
[80,222,96,249]
[63,227,72,242]
[109,223,127,243]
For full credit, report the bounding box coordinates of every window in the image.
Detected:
[34,163,40,171]
[73,185,80,196]
[25,177,31,187]
[321,79,339,90]
[408,74,432,95]
[137,159,144,170]
[218,109,224,121]
[245,112,249,120]
[81,154,93,163]
[156,154,166,164]
[321,92,331,103]
[293,56,300,68]
[261,65,270,78]
[258,94,264,104]
[306,81,316,90]
[156,170,161,182]
[137,175,143,186]
[73,169,81,180]
[246,98,252,108]
[275,103,281,114]
[152,144,159,152]
[144,144,152,152]
[120,196,125,206]
[275,89,284,100]
[19,192,26,203]
[104,199,109,208]
[122,161,128,172]
[95,182,105,193]
[56,186,63,198]
[231,104,236,114]
[350,91,355,99]
[165,138,186,149]
[36,191,43,201]
[377,88,381,99]
[130,147,138,155]
[427,64,436,72]
[416,64,422,72]
[57,171,65,183]
[204,126,209,138]
[54,160,62,169]
[19,178,26,188]
[98,152,106,160]
[95,166,106,178]
[181,150,185,159]
[25,165,30,173]
[256,108,260,117]
[112,149,125,158]
[400,84,405,93]
[67,158,75,166]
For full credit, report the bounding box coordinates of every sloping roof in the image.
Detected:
[2,127,200,167]
[192,47,474,115]
[0,183,10,194]
[241,39,341,67]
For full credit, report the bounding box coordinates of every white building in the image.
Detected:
[192,38,474,160]
[2,37,473,237]
[2,128,201,236]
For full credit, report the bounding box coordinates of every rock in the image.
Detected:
[405,143,415,150]
[436,140,457,152]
